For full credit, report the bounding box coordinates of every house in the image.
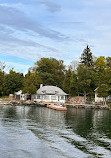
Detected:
[34,85,68,103]
[14,90,32,100]
[94,88,111,103]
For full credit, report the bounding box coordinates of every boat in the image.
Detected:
[47,103,67,111]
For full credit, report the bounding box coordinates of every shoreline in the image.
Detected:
[0,100,111,110]
[0,100,46,107]
[66,104,111,110]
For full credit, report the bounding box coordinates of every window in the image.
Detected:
[37,95,40,99]
[51,96,56,100]
[44,95,50,100]
[61,96,65,100]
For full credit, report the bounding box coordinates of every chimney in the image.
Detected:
[40,84,43,88]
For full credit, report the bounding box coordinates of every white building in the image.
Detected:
[34,85,68,103]
[14,90,31,100]
[94,88,111,103]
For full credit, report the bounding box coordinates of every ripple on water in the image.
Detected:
[0,106,110,158]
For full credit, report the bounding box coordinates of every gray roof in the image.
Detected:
[37,85,68,96]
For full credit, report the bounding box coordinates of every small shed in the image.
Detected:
[15,90,36,100]
[14,90,24,100]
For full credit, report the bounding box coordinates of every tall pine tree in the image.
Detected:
[81,45,93,67]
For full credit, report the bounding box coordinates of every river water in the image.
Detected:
[0,105,110,158]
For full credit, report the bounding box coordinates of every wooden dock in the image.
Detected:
[46,103,67,111]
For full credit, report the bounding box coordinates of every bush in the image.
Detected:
[108,103,111,107]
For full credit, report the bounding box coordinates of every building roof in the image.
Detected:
[15,90,22,95]
[37,85,68,96]
[15,90,29,95]
[94,87,98,92]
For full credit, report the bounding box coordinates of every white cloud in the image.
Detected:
[4,61,31,74]
[0,0,111,73]
[39,0,61,12]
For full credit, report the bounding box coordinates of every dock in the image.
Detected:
[46,103,67,111]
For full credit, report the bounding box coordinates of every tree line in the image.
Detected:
[0,45,111,102]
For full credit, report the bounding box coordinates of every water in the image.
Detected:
[0,105,110,158]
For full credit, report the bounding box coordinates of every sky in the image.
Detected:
[0,0,111,74]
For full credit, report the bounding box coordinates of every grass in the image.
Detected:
[0,96,9,98]
[0,98,12,101]
[0,96,13,101]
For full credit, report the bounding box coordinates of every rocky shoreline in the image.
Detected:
[66,104,111,110]
[0,100,46,107]
[0,100,111,110]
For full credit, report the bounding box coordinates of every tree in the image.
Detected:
[0,70,5,96]
[69,60,79,72]
[0,62,5,96]
[4,69,24,95]
[94,56,106,72]
[63,69,72,94]
[70,72,78,96]
[94,57,111,105]
[106,57,111,68]
[34,58,66,88]
[107,68,111,95]
[0,61,5,71]
[22,71,42,94]
[80,45,93,67]
[77,64,96,102]
[97,84,109,105]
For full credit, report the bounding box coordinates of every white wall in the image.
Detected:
[20,94,26,100]
[95,92,110,103]
[34,95,66,103]
[95,92,104,102]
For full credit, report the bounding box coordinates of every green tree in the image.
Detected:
[63,69,72,94]
[94,56,107,87]
[34,58,66,87]
[70,72,78,96]
[94,56,106,72]
[4,69,24,95]
[95,57,108,84]
[0,61,5,96]
[80,45,93,67]
[77,64,96,102]
[107,67,111,95]
[22,71,42,94]
[106,57,111,68]
[97,84,109,105]
[0,70,5,96]
[94,57,111,104]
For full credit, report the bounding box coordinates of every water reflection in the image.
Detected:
[65,108,111,157]
[0,106,110,158]
[3,106,18,119]
[65,109,94,137]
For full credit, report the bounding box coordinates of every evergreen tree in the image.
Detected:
[80,45,93,67]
